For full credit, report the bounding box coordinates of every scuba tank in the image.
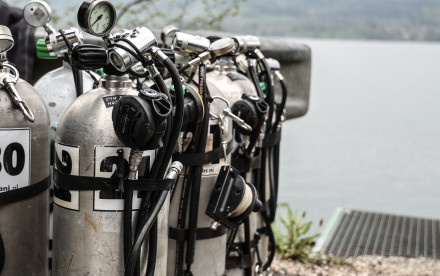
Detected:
[166,32,231,276]
[205,46,263,276]
[228,37,287,276]
[23,0,97,131]
[166,33,261,276]
[0,25,50,275]
[53,1,185,275]
[23,2,98,271]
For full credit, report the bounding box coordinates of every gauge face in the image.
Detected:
[89,2,113,35]
[78,0,116,37]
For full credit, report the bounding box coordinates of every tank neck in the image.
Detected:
[99,74,132,90]
[62,61,72,69]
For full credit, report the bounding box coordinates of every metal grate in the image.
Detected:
[314,209,440,258]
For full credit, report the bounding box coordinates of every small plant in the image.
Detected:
[271,203,320,262]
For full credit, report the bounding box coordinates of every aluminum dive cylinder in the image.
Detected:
[0,25,50,275]
[167,77,234,276]
[52,74,168,275]
[207,62,264,276]
[34,61,95,131]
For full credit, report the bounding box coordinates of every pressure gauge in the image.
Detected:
[209,38,236,57]
[77,0,116,37]
[161,25,179,47]
[0,26,14,53]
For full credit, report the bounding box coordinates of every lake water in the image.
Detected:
[278,39,440,231]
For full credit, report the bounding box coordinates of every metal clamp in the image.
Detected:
[209,96,252,132]
[1,63,35,122]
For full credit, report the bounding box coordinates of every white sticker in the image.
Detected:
[94,146,155,211]
[54,143,80,211]
[0,128,30,192]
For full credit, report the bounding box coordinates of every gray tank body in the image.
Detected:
[206,64,264,276]
[53,74,168,275]
[34,61,95,129]
[167,65,258,276]
[0,68,50,275]
[167,78,232,276]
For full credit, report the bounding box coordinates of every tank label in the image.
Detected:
[54,143,80,211]
[94,146,156,211]
[202,120,228,176]
[0,128,30,193]
[103,95,125,108]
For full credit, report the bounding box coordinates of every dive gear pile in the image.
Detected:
[0,0,291,275]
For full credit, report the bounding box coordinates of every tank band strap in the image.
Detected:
[226,253,253,269]
[232,154,261,173]
[168,225,227,241]
[0,176,50,206]
[261,129,281,148]
[54,169,174,192]
[173,139,235,166]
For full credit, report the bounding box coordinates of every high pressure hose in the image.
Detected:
[124,55,184,276]
[273,78,288,131]
[261,212,276,271]
[248,63,265,100]
[185,63,210,275]
[269,76,288,222]
[247,51,278,271]
[59,29,83,97]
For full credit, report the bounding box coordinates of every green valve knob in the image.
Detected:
[95,68,104,76]
[171,84,186,95]
[36,39,57,59]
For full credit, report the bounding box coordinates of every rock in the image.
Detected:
[271,255,440,276]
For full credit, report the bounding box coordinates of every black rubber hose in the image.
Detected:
[114,38,148,67]
[126,57,184,276]
[259,58,275,135]
[155,58,184,178]
[0,234,4,273]
[127,68,149,78]
[149,74,173,172]
[187,71,196,84]
[268,147,277,222]
[123,190,133,264]
[74,68,84,97]
[175,168,193,276]
[132,68,176,276]
[59,29,83,97]
[124,190,168,276]
[244,218,252,276]
[178,63,191,74]
[273,78,288,131]
[145,222,158,276]
[185,64,209,273]
[261,212,276,271]
[248,64,265,100]
[273,143,280,217]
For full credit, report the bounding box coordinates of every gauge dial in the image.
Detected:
[78,0,116,37]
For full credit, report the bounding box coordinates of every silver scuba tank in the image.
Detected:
[206,60,263,276]
[23,1,96,131]
[34,61,96,130]
[0,25,50,275]
[167,80,233,276]
[52,74,169,275]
